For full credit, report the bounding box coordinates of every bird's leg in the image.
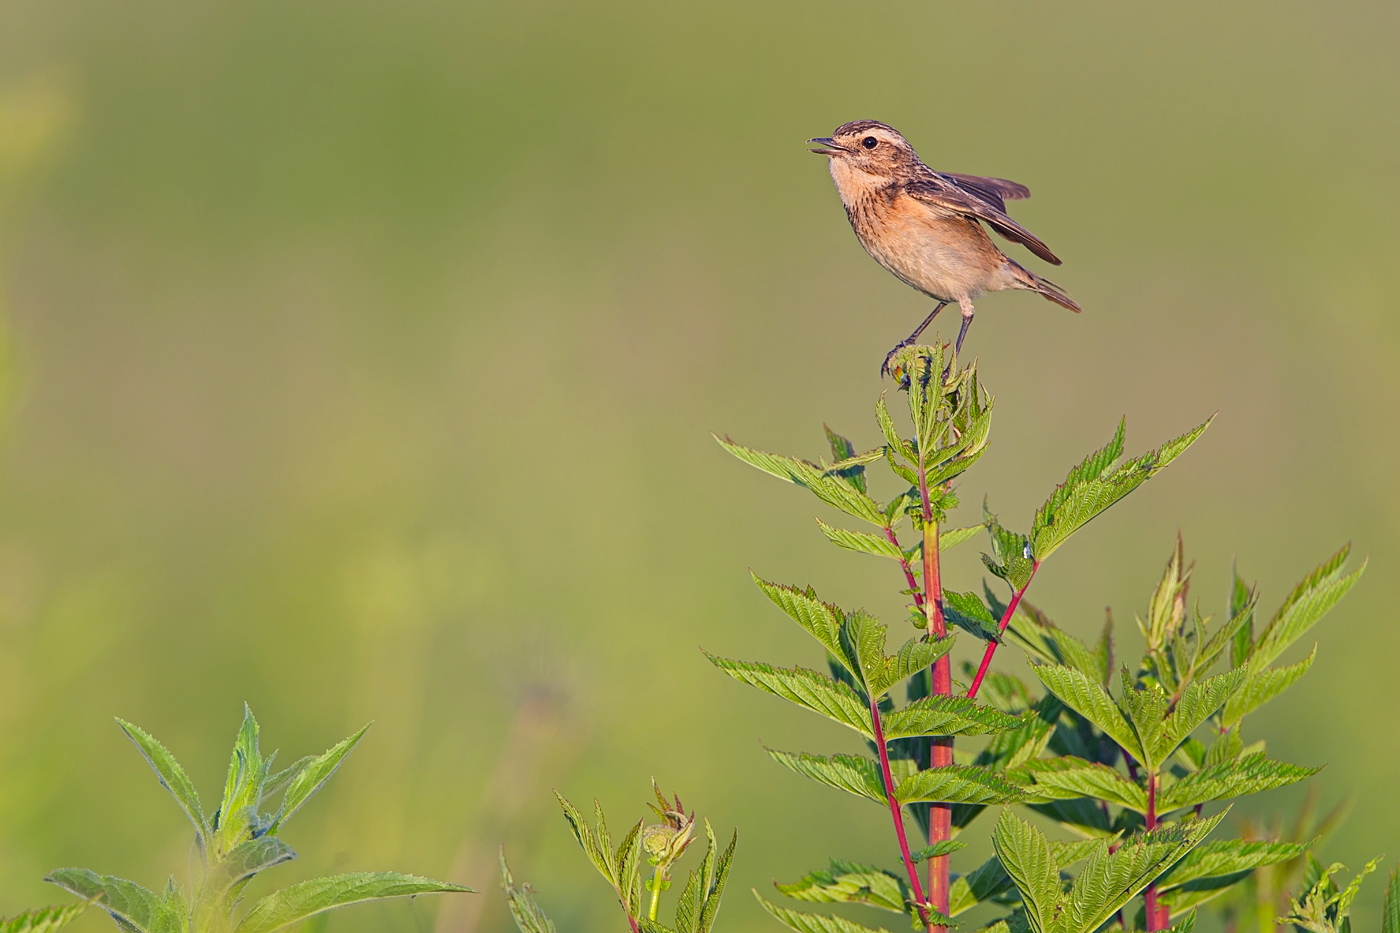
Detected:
[954,300,975,355]
[881,301,948,377]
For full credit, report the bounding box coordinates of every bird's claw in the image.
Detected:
[880,341,914,379]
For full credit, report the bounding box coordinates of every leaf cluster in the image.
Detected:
[44,707,468,933]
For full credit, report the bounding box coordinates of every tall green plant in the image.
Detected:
[45,706,469,933]
[711,344,1360,933]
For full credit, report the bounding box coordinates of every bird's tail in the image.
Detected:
[1011,262,1081,313]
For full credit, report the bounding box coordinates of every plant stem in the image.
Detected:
[1145,770,1170,932]
[869,690,933,933]
[648,865,663,922]
[885,526,924,610]
[966,562,1040,701]
[921,514,952,931]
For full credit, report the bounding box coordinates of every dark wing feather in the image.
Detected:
[903,174,1062,265]
[942,173,1031,212]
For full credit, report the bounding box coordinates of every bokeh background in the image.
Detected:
[1,1,1397,931]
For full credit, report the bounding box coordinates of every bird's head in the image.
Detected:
[809,121,919,179]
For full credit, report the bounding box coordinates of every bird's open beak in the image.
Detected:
[808,137,845,156]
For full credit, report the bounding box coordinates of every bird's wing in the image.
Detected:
[941,173,1031,211]
[904,174,1061,265]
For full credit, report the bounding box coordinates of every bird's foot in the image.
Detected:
[880,340,915,379]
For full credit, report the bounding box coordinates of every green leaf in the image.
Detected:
[912,841,968,863]
[981,513,1034,592]
[1250,546,1364,669]
[991,811,1060,933]
[1156,839,1310,892]
[706,654,871,735]
[1222,648,1315,727]
[263,756,314,801]
[273,723,370,830]
[115,719,210,843]
[1118,674,1169,770]
[1031,666,1143,763]
[943,591,1001,642]
[0,904,89,933]
[755,894,896,933]
[233,873,470,933]
[824,426,870,495]
[940,525,985,552]
[765,749,886,804]
[1011,757,1148,811]
[895,765,1025,805]
[753,577,854,677]
[875,396,916,465]
[500,852,556,933]
[45,870,182,933]
[714,436,886,526]
[775,861,908,913]
[1229,566,1255,669]
[693,823,736,933]
[1155,668,1248,763]
[867,633,957,697]
[1004,603,1104,683]
[949,855,1016,916]
[815,519,904,560]
[881,695,1023,739]
[1383,866,1399,933]
[555,792,614,883]
[1058,813,1226,933]
[1031,417,1212,563]
[1157,757,1320,812]
[217,706,272,847]
[193,837,297,932]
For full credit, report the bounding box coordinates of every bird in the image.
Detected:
[808,120,1079,375]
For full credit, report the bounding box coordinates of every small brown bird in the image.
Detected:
[809,120,1079,373]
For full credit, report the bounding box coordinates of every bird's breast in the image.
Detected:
[845,193,1005,301]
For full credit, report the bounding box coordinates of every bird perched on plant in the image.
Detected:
[809,120,1079,375]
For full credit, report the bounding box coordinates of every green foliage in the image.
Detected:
[1279,856,1383,933]
[508,788,735,933]
[714,343,1362,933]
[0,905,89,933]
[45,709,468,933]
[993,810,1222,933]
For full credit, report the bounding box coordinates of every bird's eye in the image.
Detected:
[862,136,878,149]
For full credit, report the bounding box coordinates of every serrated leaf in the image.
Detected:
[1032,666,1143,763]
[0,904,89,933]
[867,633,957,697]
[815,519,905,560]
[1156,839,1310,892]
[1012,757,1147,811]
[232,873,469,933]
[714,436,886,526]
[1031,418,1212,563]
[1222,647,1316,728]
[1059,813,1226,933]
[765,748,886,804]
[753,577,855,677]
[981,514,1034,592]
[876,395,917,464]
[1251,547,1363,669]
[273,723,370,830]
[1155,668,1248,763]
[882,695,1022,740]
[1118,674,1169,769]
[706,654,871,736]
[500,852,556,933]
[1004,603,1103,683]
[262,756,314,801]
[991,811,1059,933]
[943,591,1001,642]
[755,894,897,933]
[895,765,1025,805]
[115,719,210,844]
[1157,757,1319,812]
[912,841,968,863]
[695,824,735,933]
[45,870,182,933]
[940,524,985,551]
[823,426,872,494]
[775,861,907,913]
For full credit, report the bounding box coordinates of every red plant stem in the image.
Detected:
[885,527,924,610]
[869,690,933,933]
[914,454,951,931]
[1144,771,1170,932]
[966,561,1041,701]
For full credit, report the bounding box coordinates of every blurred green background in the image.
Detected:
[0,1,1397,931]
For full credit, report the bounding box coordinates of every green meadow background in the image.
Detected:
[1,1,1397,931]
